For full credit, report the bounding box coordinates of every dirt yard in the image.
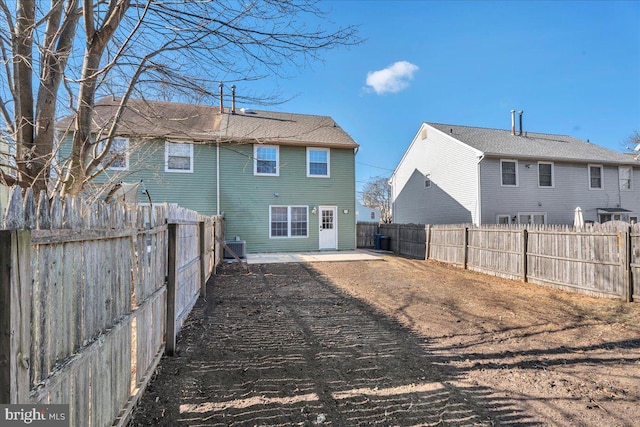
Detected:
[129,255,640,426]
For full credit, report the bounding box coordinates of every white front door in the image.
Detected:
[319,206,337,250]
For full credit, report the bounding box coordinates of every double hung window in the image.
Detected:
[166,142,193,172]
[270,206,308,238]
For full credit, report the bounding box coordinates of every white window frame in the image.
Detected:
[500,159,518,187]
[165,141,194,173]
[254,144,279,176]
[269,205,309,238]
[306,147,330,178]
[496,214,511,224]
[537,161,554,188]
[424,173,431,188]
[599,213,622,223]
[97,137,129,171]
[517,212,547,225]
[588,164,603,190]
[619,166,632,191]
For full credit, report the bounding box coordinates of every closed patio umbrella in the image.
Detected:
[574,207,584,231]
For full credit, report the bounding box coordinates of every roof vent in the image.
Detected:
[518,110,524,136]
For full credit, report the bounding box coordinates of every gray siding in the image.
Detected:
[481,158,640,224]
[392,124,481,224]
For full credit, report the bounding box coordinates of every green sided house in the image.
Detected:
[56,97,359,253]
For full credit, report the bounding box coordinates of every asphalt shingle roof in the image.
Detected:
[57,98,358,149]
[428,123,636,165]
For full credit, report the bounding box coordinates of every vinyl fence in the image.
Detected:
[360,222,639,302]
[0,186,224,426]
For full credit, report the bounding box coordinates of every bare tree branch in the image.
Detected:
[2,0,361,195]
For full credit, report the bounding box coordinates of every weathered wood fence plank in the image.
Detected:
[379,221,637,301]
[1,186,224,426]
[0,230,32,404]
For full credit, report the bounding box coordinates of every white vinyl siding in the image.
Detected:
[538,162,554,188]
[391,124,481,225]
[255,145,279,176]
[165,142,193,173]
[269,205,308,238]
[619,166,632,190]
[501,159,518,186]
[589,164,603,189]
[307,147,330,177]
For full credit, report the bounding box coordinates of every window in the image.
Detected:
[538,162,554,187]
[501,160,518,186]
[518,212,547,225]
[270,206,308,238]
[165,142,193,172]
[619,166,632,190]
[307,148,330,177]
[599,213,621,223]
[98,137,129,170]
[254,145,279,176]
[497,215,511,224]
[370,212,376,220]
[589,164,603,189]
[630,216,638,224]
[424,173,431,188]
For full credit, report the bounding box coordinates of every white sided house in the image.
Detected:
[391,117,640,226]
[356,202,381,223]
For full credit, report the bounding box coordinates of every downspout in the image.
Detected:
[216,140,220,216]
[476,154,485,225]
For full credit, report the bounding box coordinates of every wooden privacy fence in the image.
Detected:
[356,222,380,248]
[377,222,640,302]
[0,186,224,427]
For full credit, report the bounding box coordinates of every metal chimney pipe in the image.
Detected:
[518,110,523,136]
[231,85,236,114]
[219,82,224,113]
[510,110,516,135]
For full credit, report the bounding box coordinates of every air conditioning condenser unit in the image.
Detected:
[224,240,246,259]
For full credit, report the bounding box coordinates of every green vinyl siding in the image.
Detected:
[219,144,356,253]
[57,134,356,252]
[57,135,218,215]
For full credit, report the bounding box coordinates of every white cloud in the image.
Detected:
[365,61,419,95]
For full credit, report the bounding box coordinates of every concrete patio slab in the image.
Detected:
[244,249,383,264]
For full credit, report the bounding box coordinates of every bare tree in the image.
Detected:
[0,0,359,195]
[627,130,640,154]
[361,176,392,223]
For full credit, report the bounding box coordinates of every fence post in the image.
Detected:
[463,226,469,269]
[0,230,32,403]
[166,223,177,356]
[199,221,207,300]
[425,224,431,260]
[521,228,528,282]
[395,223,401,254]
[623,227,632,302]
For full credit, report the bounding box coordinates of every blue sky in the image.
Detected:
[241,1,640,199]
